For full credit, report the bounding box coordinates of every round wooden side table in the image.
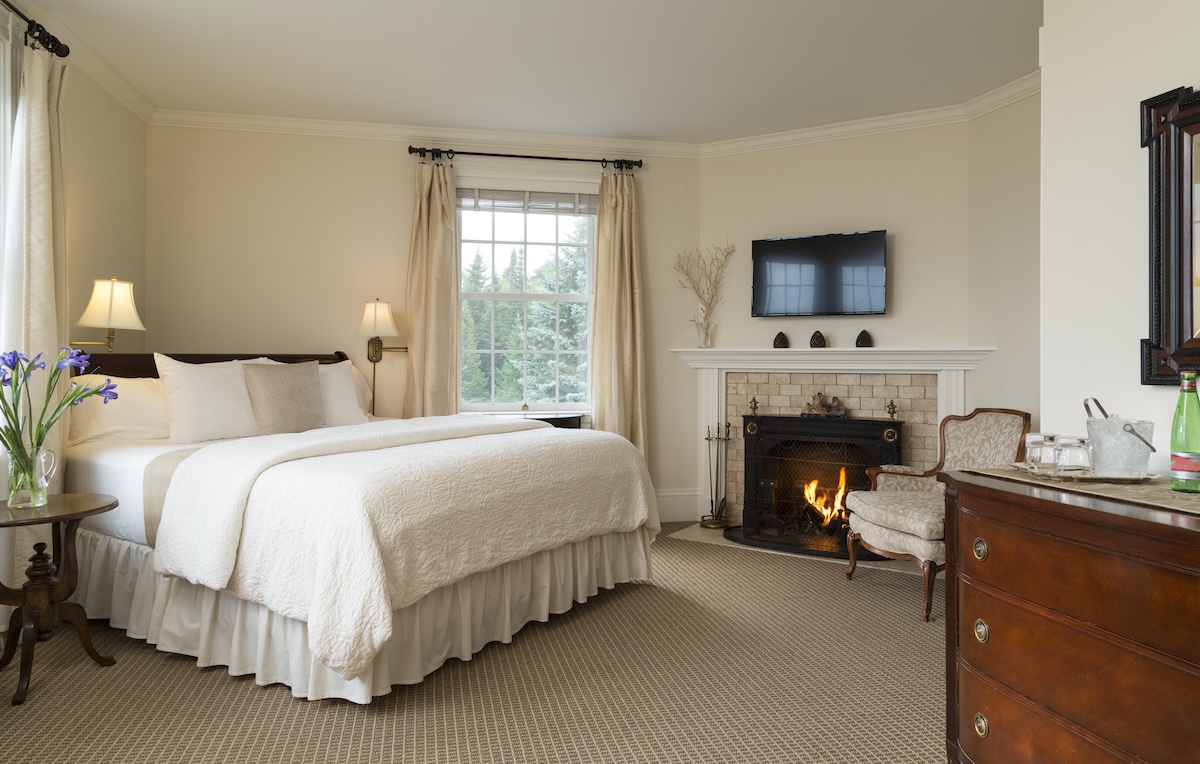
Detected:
[0,492,118,705]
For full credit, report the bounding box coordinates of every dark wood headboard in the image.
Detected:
[78,351,350,378]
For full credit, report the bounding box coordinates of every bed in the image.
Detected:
[63,352,658,703]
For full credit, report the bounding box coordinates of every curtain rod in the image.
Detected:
[0,0,68,57]
[407,145,642,170]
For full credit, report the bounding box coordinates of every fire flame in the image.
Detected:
[802,467,847,528]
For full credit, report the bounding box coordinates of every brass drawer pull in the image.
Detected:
[973,712,990,738]
[973,619,989,644]
[972,537,989,561]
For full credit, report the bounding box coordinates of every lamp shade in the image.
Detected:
[357,299,401,338]
[77,277,146,330]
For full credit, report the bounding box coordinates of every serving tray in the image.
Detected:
[1008,463,1157,484]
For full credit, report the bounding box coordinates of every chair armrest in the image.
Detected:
[866,465,945,493]
[873,473,946,493]
[875,464,925,475]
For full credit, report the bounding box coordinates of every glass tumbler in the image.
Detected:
[1025,433,1057,474]
[1053,436,1091,476]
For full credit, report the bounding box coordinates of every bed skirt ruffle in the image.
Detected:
[69,527,654,703]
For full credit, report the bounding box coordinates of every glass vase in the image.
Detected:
[6,446,56,509]
[696,321,715,348]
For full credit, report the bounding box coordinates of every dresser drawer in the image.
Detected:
[957,663,1130,764]
[958,510,1200,664]
[958,578,1200,762]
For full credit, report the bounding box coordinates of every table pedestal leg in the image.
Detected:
[13,607,38,705]
[0,607,21,670]
[59,602,114,666]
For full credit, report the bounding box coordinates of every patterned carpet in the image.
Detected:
[0,523,945,763]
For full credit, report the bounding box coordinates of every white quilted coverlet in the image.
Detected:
[154,415,659,679]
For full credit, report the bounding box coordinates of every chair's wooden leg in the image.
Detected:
[845,529,859,580]
[921,560,937,622]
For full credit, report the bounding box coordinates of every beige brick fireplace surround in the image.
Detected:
[671,348,993,523]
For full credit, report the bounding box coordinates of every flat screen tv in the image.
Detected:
[751,230,886,317]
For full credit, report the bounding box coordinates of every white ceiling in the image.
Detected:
[33,0,1043,145]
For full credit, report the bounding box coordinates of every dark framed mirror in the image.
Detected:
[1142,86,1200,384]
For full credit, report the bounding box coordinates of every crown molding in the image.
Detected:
[149,69,1040,161]
[696,69,1041,159]
[149,110,696,160]
[27,3,155,122]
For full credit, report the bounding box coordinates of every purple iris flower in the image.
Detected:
[56,347,90,370]
[0,350,19,371]
[97,378,118,403]
[23,353,45,380]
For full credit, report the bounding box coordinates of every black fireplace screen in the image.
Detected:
[734,415,903,556]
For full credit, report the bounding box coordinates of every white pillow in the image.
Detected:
[154,353,258,443]
[68,375,169,445]
[350,364,372,415]
[319,361,369,426]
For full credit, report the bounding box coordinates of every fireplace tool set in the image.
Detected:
[699,422,732,529]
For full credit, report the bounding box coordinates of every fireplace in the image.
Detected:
[726,414,902,557]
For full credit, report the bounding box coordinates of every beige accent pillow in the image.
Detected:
[242,361,326,435]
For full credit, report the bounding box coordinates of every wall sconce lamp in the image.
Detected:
[356,298,406,414]
[72,276,146,352]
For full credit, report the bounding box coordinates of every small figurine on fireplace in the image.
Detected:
[801,392,848,417]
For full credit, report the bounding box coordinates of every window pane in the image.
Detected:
[495,245,525,292]
[460,298,492,351]
[526,353,556,404]
[558,353,587,403]
[560,246,587,294]
[460,352,492,403]
[494,300,525,350]
[494,353,525,403]
[527,213,556,243]
[526,245,556,293]
[559,215,588,244]
[559,302,588,351]
[460,209,492,241]
[527,301,557,351]
[494,211,524,242]
[461,244,494,292]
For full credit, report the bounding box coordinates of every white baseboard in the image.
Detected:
[655,489,706,523]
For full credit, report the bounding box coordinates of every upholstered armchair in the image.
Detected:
[844,408,1031,620]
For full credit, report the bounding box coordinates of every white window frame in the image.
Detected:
[455,160,600,414]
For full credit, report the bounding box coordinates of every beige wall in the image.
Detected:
[695,125,971,351]
[145,127,412,416]
[1041,0,1200,474]
[966,95,1041,418]
[62,68,146,352]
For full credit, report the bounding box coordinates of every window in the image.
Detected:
[458,188,597,411]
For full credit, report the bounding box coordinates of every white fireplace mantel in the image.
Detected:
[671,347,994,373]
[670,346,995,519]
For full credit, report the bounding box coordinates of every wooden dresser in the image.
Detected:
[940,471,1200,764]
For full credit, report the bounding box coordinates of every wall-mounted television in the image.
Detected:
[750,230,886,317]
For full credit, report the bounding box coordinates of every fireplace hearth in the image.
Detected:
[725,415,903,557]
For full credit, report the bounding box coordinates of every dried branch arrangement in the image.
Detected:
[674,242,735,345]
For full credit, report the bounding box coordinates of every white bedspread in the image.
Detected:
[154,415,658,679]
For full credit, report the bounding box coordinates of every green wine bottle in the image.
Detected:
[1171,370,1200,492]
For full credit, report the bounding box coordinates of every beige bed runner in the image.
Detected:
[142,447,200,546]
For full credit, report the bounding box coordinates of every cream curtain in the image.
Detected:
[0,46,70,628]
[403,160,459,417]
[591,170,648,456]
